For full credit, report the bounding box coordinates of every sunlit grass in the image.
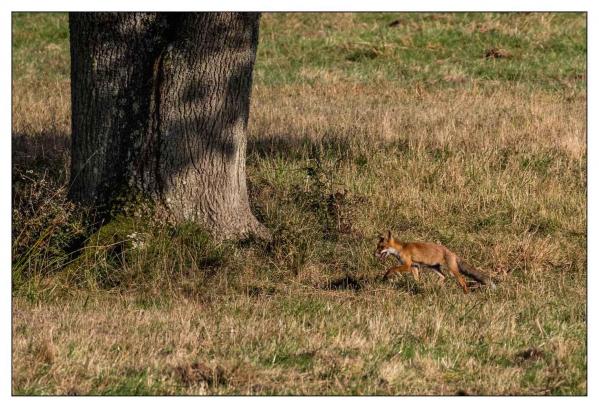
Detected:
[12,12,586,395]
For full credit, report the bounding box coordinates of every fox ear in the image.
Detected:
[386,230,392,240]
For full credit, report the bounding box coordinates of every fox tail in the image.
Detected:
[457,259,496,289]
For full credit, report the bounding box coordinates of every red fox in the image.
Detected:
[375,231,495,293]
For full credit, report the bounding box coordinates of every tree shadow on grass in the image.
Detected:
[247,132,368,162]
[12,131,71,181]
[321,275,364,291]
[12,131,96,280]
[388,278,425,295]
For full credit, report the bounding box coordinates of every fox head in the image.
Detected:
[375,230,395,260]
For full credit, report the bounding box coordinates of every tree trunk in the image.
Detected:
[69,12,268,239]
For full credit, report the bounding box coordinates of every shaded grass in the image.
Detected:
[12,12,586,395]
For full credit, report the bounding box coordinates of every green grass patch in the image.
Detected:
[12,12,70,82]
[255,12,586,90]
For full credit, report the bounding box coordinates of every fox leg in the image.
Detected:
[447,257,469,294]
[383,264,412,281]
[433,270,446,283]
[411,266,420,281]
[429,264,445,283]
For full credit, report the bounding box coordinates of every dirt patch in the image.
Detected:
[246,285,276,297]
[515,347,545,363]
[484,47,512,59]
[174,362,227,386]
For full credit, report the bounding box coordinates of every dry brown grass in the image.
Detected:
[13,81,586,395]
[12,13,586,395]
[12,274,585,395]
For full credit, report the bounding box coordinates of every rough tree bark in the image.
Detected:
[69,12,268,239]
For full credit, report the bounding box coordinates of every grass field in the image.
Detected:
[12,12,587,395]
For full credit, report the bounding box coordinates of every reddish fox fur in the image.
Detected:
[375,230,494,293]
